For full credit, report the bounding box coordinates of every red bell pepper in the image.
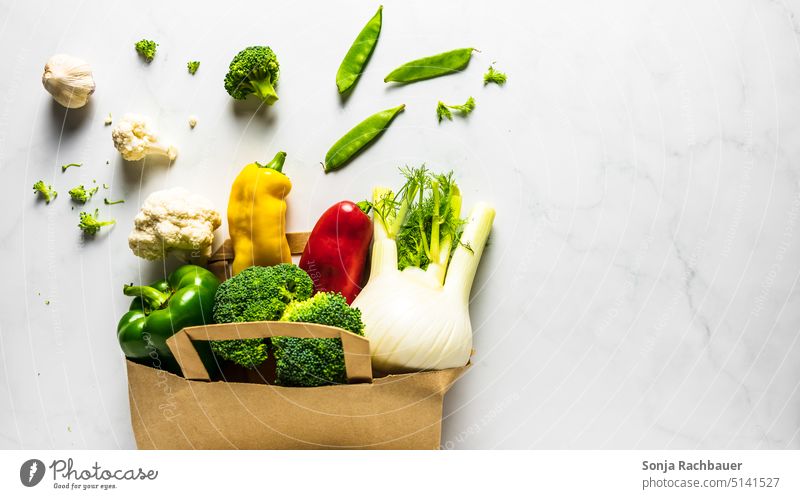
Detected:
[299,201,372,304]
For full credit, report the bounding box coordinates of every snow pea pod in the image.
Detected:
[384,47,474,84]
[336,5,383,94]
[324,104,405,173]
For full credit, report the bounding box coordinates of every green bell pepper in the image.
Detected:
[117,265,220,376]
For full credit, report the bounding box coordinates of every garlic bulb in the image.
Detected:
[42,54,95,109]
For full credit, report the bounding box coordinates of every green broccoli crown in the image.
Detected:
[279,292,364,335]
[212,264,313,323]
[135,39,157,62]
[187,60,200,75]
[211,264,313,368]
[272,292,365,387]
[223,46,280,105]
[208,339,269,369]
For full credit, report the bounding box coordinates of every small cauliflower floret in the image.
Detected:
[111,114,178,162]
[128,187,221,260]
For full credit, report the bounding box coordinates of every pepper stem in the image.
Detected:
[123,285,171,310]
[356,200,371,215]
[256,151,287,172]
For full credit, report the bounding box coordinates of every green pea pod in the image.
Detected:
[324,104,405,173]
[384,47,474,84]
[336,5,383,94]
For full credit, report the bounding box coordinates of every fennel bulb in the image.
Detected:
[352,168,495,372]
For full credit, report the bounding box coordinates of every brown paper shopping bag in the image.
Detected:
[125,233,469,449]
[127,321,466,449]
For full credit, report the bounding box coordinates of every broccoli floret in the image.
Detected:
[223,46,280,105]
[135,39,157,62]
[187,60,200,75]
[78,209,115,235]
[211,264,313,368]
[33,180,57,203]
[68,185,98,204]
[272,292,365,387]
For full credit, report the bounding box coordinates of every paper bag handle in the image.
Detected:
[166,321,373,383]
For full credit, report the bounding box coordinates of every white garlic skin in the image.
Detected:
[42,54,95,109]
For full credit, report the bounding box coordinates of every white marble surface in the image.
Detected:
[1,0,799,449]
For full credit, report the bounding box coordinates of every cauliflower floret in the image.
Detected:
[111,114,178,162]
[129,187,221,260]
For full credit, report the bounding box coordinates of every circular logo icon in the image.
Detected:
[19,459,45,487]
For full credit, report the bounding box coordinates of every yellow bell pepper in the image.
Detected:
[228,151,292,275]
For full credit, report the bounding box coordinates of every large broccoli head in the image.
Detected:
[211,264,313,368]
[223,46,280,105]
[272,292,365,387]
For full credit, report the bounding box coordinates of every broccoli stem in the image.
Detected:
[62,162,82,172]
[249,77,278,105]
[123,284,171,310]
